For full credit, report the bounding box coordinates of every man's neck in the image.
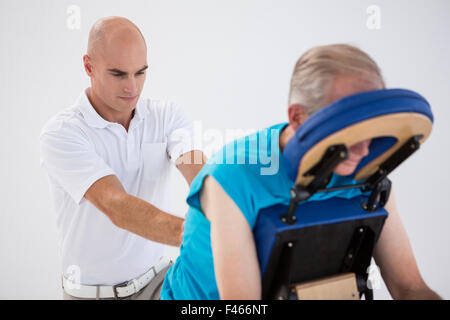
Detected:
[86,88,134,131]
[279,124,295,153]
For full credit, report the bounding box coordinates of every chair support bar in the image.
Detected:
[281,135,422,225]
[281,144,349,224]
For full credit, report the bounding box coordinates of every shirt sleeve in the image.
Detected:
[39,124,116,205]
[186,157,260,229]
[164,101,198,164]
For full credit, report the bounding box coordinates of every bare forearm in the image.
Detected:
[110,193,184,247]
[395,286,442,300]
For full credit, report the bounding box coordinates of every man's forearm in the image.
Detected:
[110,193,184,247]
[396,286,442,300]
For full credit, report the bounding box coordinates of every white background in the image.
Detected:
[0,0,449,299]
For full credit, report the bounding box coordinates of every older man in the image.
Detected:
[40,17,205,300]
[161,44,441,300]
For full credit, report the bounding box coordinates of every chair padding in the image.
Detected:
[283,89,433,185]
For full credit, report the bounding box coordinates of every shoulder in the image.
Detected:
[40,106,90,144]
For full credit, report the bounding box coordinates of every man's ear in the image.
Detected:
[83,54,94,77]
[287,103,309,131]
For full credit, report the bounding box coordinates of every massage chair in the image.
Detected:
[253,89,433,300]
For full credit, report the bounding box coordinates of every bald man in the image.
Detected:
[40,17,206,300]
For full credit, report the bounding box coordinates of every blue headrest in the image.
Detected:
[283,89,433,183]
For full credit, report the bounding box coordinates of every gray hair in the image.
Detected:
[288,44,385,115]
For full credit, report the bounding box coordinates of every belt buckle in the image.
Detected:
[112,280,131,300]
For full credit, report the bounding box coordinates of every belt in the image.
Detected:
[62,257,172,299]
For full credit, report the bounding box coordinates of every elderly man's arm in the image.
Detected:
[176,150,207,186]
[200,176,262,300]
[85,175,184,247]
[373,189,442,300]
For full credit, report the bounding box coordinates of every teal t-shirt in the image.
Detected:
[161,122,366,300]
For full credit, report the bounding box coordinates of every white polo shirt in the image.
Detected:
[39,88,195,286]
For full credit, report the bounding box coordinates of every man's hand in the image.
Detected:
[176,150,207,186]
[180,220,185,244]
[85,174,184,247]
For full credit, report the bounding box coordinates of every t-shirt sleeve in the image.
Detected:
[186,159,259,229]
[164,101,198,164]
[39,124,116,205]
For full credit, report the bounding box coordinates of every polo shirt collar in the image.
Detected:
[78,88,148,129]
[133,98,148,122]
